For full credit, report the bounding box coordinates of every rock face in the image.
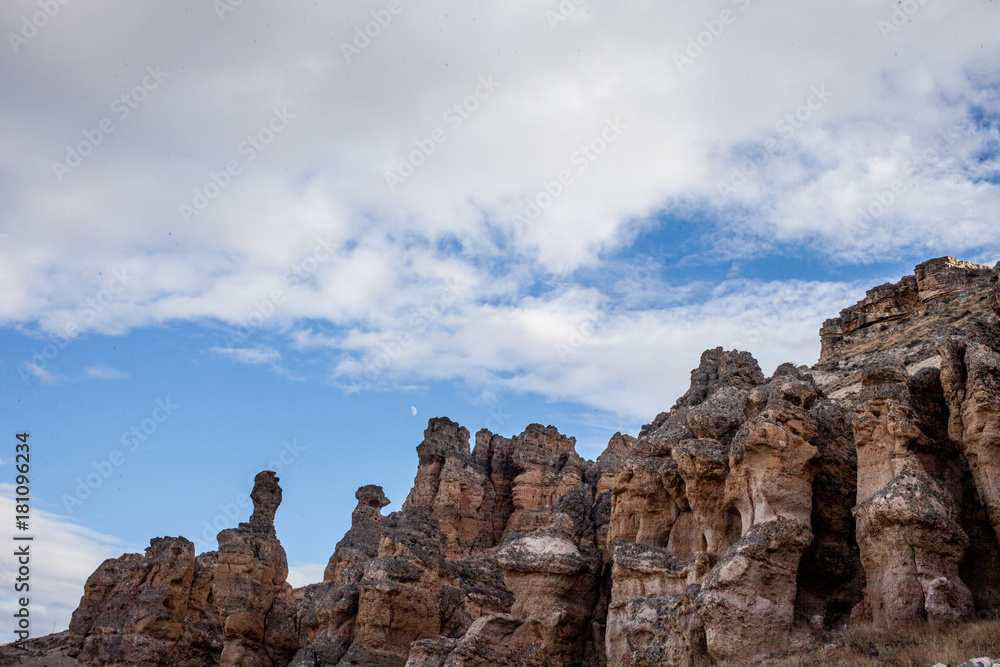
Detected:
[604,352,854,664]
[67,472,297,667]
[68,537,221,666]
[291,486,391,666]
[939,331,1000,551]
[324,484,390,583]
[214,471,296,667]
[48,256,1000,666]
[392,420,603,667]
[816,256,998,403]
[850,357,974,627]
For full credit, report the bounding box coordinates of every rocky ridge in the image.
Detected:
[4,256,999,666]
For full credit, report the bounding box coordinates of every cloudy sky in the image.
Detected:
[1,0,999,640]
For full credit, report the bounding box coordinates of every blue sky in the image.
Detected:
[1,0,999,641]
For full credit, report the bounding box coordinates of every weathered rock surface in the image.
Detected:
[815,256,998,403]
[37,256,1000,666]
[67,537,221,666]
[324,484,390,584]
[849,351,1000,628]
[214,471,296,667]
[605,542,709,666]
[698,517,813,662]
[939,331,1000,547]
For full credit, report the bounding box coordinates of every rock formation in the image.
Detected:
[816,256,997,403]
[8,255,999,667]
[67,537,221,666]
[213,471,296,667]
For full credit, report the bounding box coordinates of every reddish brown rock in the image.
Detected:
[68,537,221,666]
[596,431,635,494]
[606,359,827,666]
[53,256,1000,667]
[819,257,995,365]
[608,454,682,550]
[291,486,388,665]
[325,485,390,583]
[492,528,602,666]
[342,508,448,666]
[403,419,496,559]
[213,471,294,667]
[670,439,732,555]
[725,405,818,532]
[694,375,820,663]
[606,542,710,666]
[815,257,997,404]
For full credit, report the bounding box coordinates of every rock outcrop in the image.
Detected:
[939,331,1000,549]
[603,352,849,664]
[67,537,221,666]
[213,471,295,667]
[18,256,999,667]
[391,420,604,667]
[850,357,974,626]
[816,257,998,403]
[291,486,390,666]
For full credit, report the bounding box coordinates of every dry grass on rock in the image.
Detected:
[717,617,1000,667]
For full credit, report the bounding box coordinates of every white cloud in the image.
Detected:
[82,364,130,380]
[18,362,61,384]
[287,561,326,588]
[0,485,126,642]
[325,276,869,421]
[1,1,997,418]
[210,346,281,365]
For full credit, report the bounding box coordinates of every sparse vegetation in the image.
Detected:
[718,617,1000,667]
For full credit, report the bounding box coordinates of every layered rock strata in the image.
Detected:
[816,256,998,402]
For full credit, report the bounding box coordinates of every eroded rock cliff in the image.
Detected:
[18,255,1000,667]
